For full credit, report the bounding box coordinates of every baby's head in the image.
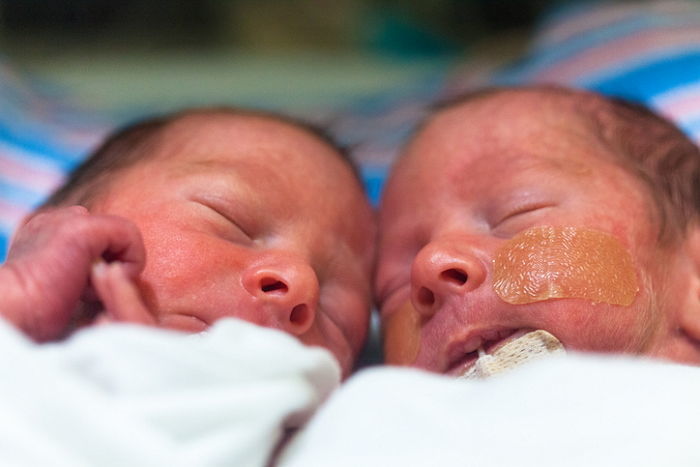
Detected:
[376,85,700,375]
[47,108,375,377]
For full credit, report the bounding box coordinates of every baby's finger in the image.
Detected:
[83,214,147,280]
[12,207,147,280]
[91,261,156,326]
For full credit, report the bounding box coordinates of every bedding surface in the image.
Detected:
[0,317,339,467]
[280,353,700,467]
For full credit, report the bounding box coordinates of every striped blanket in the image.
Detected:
[488,0,700,143]
[2,0,700,261]
[0,64,109,261]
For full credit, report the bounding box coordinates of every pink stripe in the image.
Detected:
[531,27,700,83]
[64,129,108,149]
[653,82,700,102]
[655,94,700,120]
[0,199,30,229]
[0,153,65,192]
[537,2,700,49]
[537,4,640,48]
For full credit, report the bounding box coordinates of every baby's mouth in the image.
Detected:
[446,328,526,376]
[446,329,565,378]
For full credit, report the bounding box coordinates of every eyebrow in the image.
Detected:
[500,153,594,178]
[184,156,256,172]
[180,156,289,189]
[535,156,593,176]
[172,158,269,209]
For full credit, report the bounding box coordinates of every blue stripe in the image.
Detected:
[0,231,6,264]
[0,178,48,207]
[0,124,81,170]
[0,144,63,172]
[495,18,700,85]
[361,166,389,207]
[678,115,700,137]
[586,52,700,103]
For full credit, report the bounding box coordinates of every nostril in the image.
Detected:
[441,268,468,285]
[417,287,435,306]
[289,304,310,325]
[260,277,288,293]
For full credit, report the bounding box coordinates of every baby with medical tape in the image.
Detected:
[376,85,700,377]
[0,107,375,378]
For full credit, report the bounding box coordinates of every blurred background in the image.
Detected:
[0,0,557,117]
[0,0,574,262]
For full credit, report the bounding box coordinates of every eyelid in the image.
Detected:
[494,202,554,227]
[211,205,252,239]
[193,197,253,240]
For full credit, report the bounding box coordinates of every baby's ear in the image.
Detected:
[679,222,700,341]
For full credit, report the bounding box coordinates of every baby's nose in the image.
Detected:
[410,240,486,320]
[242,261,319,335]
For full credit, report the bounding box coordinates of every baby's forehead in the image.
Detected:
[153,111,349,172]
[162,111,320,149]
[430,89,590,134]
[144,111,364,200]
[410,90,603,160]
[389,90,618,191]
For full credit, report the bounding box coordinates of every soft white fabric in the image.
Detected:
[280,353,700,467]
[0,318,340,467]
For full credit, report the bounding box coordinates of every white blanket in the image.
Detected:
[0,318,340,467]
[280,353,700,467]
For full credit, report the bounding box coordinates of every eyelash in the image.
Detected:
[494,203,553,228]
[203,203,253,240]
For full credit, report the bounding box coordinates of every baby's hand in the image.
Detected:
[90,260,155,327]
[1,205,147,340]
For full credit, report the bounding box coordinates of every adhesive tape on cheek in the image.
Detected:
[382,301,421,365]
[493,226,639,306]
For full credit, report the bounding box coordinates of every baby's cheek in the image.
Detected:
[493,225,639,306]
[382,301,421,365]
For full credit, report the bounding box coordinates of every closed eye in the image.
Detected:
[493,203,554,228]
[206,204,252,239]
[192,198,254,241]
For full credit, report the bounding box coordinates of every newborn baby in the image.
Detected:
[1,108,375,377]
[375,85,700,376]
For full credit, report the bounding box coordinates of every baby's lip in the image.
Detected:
[444,328,534,376]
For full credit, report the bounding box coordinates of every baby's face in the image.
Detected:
[376,91,695,375]
[90,113,375,377]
